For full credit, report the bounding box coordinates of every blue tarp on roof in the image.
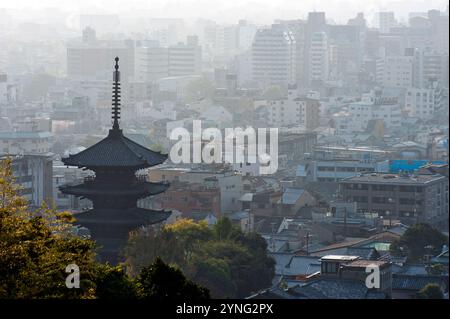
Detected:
[389,160,447,173]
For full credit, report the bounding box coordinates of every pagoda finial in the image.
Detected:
[112,56,121,131]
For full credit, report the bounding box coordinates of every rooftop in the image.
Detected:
[281,188,305,205]
[321,255,359,262]
[0,131,53,139]
[62,130,168,169]
[344,260,389,268]
[340,173,446,185]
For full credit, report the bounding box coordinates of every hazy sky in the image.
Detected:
[1,0,449,25]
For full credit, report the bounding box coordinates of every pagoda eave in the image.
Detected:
[59,181,170,198]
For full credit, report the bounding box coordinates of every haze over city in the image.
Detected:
[0,0,449,303]
[1,0,449,25]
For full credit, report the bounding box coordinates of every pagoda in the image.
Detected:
[60,57,170,263]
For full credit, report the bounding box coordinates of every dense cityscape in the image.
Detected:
[0,0,449,301]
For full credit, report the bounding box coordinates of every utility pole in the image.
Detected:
[343,206,347,238]
[305,232,310,256]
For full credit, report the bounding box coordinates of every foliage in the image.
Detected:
[390,223,448,262]
[417,283,444,299]
[136,257,210,300]
[1,158,209,299]
[427,264,446,276]
[0,158,98,299]
[124,217,275,298]
[94,264,137,299]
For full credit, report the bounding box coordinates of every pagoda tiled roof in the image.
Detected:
[62,129,167,168]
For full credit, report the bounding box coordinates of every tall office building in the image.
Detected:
[377,12,397,33]
[308,31,329,84]
[413,48,449,89]
[67,39,135,81]
[135,41,169,82]
[168,35,202,76]
[276,19,308,87]
[251,24,297,87]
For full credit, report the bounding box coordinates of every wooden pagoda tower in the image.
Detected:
[60,57,170,263]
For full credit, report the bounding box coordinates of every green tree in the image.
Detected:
[417,283,444,299]
[124,217,275,298]
[427,264,446,276]
[390,223,448,261]
[1,158,211,299]
[0,158,98,299]
[136,257,210,300]
[188,255,236,298]
[213,217,234,240]
[94,264,137,299]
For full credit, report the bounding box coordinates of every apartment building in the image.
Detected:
[266,86,320,129]
[339,172,449,226]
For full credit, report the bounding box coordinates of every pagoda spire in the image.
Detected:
[112,56,121,131]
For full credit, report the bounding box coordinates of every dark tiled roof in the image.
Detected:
[392,274,449,291]
[291,279,386,299]
[62,129,167,168]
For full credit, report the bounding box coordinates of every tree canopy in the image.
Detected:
[124,217,275,298]
[0,158,209,299]
[417,283,444,299]
[390,223,448,262]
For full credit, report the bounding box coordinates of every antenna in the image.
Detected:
[112,57,121,131]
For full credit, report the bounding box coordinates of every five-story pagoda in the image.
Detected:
[60,57,170,263]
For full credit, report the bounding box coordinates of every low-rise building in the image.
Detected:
[0,131,53,154]
[151,181,221,219]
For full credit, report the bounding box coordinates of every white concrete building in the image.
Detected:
[405,83,445,118]
[298,159,378,183]
[2,154,53,208]
[251,24,297,86]
[66,41,134,80]
[413,48,449,89]
[266,87,320,129]
[376,55,414,88]
[337,92,402,133]
[135,42,169,82]
[237,20,257,53]
[168,36,202,76]
[308,31,329,84]
[377,12,397,33]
